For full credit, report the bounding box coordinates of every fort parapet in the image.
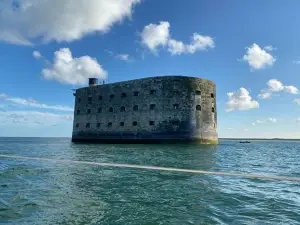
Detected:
[72,76,218,144]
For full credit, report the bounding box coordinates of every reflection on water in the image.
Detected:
[0,138,300,224]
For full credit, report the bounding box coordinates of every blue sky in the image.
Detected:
[1,0,300,138]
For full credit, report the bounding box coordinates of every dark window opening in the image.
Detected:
[109,94,115,99]
[97,108,102,113]
[172,120,180,126]
[76,123,79,128]
[98,95,102,100]
[214,123,216,128]
[120,106,126,112]
[195,91,201,95]
[150,90,156,95]
[86,123,90,128]
[150,104,155,110]
[87,109,91,114]
[133,91,139,96]
[108,122,112,128]
[76,109,80,115]
[133,105,138,111]
[212,107,215,113]
[173,104,179,110]
[132,121,138,126]
[121,93,127,98]
[88,96,92,102]
[120,122,125,127]
[211,93,214,98]
[149,121,155,126]
[196,105,201,111]
[173,91,180,95]
[78,98,81,103]
[97,123,101,128]
[109,107,114,112]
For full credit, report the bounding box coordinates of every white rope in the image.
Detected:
[1,154,300,182]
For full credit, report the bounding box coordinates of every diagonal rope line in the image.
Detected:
[0,154,300,182]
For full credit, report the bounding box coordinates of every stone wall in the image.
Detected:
[72,76,218,144]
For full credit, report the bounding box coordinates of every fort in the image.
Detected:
[72,76,218,144]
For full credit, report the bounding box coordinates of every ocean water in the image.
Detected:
[0,138,300,225]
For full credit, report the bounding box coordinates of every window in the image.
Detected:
[98,95,102,100]
[195,91,201,95]
[78,98,81,103]
[120,122,125,127]
[132,121,138,126]
[108,122,112,128]
[133,105,138,111]
[211,93,214,98]
[87,109,91,114]
[133,91,139,96]
[149,121,155,126]
[121,93,127,98]
[109,107,114,112]
[76,109,80,115]
[150,90,156,95]
[172,120,180,126]
[120,106,126,112]
[196,105,201,111]
[173,91,180,95]
[76,123,79,128]
[97,123,101,128]
[173,104,179,110]
[150,104,155,110]
[212,107,215,113]
[88,96,92,102]
[86,123,90,128]
[109,94,114,99]
[97,108,102,113]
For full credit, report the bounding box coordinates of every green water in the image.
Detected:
[0,138,300,224]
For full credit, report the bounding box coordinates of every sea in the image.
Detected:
[0,137,299,225]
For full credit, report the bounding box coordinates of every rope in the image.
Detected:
[0,154,300,182]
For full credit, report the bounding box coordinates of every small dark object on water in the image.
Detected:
[239,141,251,143]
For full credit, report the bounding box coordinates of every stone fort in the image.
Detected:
[72,76,218,144]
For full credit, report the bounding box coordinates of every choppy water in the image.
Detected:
[0,138,300,225]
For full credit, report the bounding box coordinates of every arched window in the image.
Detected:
[212,107,215,113]
[76,123,79,128]
[133,105,138,111]
[109,107,114,112]
[87,109,91,114]
[97,123,101,128]
[76,109,80,115]
[86,123,90,128]
[149,121,155,126]
[88,96,92,102]
[98,95,102,100]
[121,93,127,98]
[120,106,126,112]
[196,105,201,111]
[109,94,114,99]
[132,121,138,126]
[211,93,214,98]
[108,122,112,128]
[150,104,155,110]
[150,90,156,95]
[97,108,102,113]
[120,122,125,127]
[133,91,139,96]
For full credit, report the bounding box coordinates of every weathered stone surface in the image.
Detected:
[72,76,218,144]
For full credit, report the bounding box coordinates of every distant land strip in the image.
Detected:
[0,154,300,182]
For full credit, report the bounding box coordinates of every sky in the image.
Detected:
[0,0,300,138]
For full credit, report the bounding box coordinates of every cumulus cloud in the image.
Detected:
[242,43,276,70]
[226,88,259,112]
[268,118,277,123]
[141,21,171,53]
[33,50,42,59]
[0,0,140,45]
[258,79,299,99]
[141,21,215,55]
[0,93,73,111]
[39,48,107,85]
[0,110,73,126]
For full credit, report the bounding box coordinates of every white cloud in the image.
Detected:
[117,54,130,61]
[264,45,276,51]
[252,122,256,126]
[141,21,214,55]
[40,48,107,85]
[0,93,73,111]
[0,0,140,45]
[226,88,259,112]
[258,79,299,99]
[297,118,300,123]
[0,110,73,126]
[268,118,277,123]
[294,99,300,105]
[33,50,42,59]
[141,21,170,53]
[242,43,276,70]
